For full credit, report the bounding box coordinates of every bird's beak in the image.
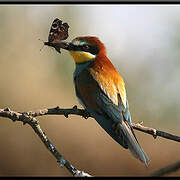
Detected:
[44,41,71,53]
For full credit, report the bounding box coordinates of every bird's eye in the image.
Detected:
[82,44,89,51]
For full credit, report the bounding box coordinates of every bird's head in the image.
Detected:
[60,36,106,64]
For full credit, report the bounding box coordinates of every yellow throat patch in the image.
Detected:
[69,51,95,64]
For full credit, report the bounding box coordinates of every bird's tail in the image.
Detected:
[119,120,150,167]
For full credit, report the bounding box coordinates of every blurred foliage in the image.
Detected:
[0,5,179,176]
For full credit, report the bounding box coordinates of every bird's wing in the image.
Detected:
[74,67,149,166]
[74,68,128,148]
[89,66,127,108]
[74,67,127,123]
[88,64,130,123]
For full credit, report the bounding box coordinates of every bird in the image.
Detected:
[58,36,149,167]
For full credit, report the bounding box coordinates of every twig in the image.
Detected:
[0,108,92,177]
[23,105,90,119]
[150,161,180,176]
[23,106,180,142]
[131,122,180,142]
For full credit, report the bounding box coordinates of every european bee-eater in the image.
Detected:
[54,36,149,167]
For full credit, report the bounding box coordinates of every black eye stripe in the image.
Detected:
[68,43,99,55]
[80,45,99,55]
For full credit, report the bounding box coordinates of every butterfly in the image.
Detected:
[44,18,69,53]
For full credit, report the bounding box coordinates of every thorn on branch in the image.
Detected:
[64,112,69,118]
[55,106,60,110]
[73,105,77,110]
[4,107,10,111]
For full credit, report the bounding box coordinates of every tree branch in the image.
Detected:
[23,106,180,142]
[150,161,180,176]
[0,107,92,177]
[1,106,180,176]
[22,105,90,119]
[131,122,180,142]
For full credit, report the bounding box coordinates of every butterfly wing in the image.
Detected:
[45,18,69,53]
